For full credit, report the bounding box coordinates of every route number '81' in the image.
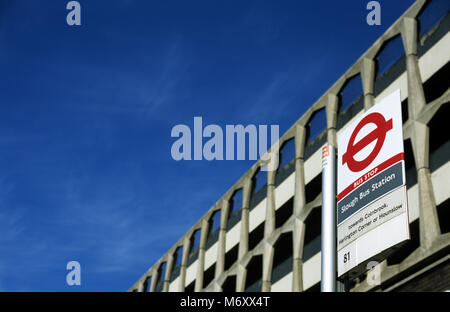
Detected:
[343,252,350,264]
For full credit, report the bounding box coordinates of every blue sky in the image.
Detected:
[0,0,416,291]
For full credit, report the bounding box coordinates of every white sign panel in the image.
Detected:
[337,89,410,277]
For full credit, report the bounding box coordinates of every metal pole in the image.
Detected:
[321,144,336,292]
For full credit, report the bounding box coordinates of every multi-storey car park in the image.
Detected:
[130,0,450,292]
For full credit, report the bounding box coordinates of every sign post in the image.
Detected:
[321,144,336,291]
[336,89,409,278]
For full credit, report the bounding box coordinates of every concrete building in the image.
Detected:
[130,0,450,292]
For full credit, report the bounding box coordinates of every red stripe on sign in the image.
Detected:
[337,152,404,202]
[322,145,330,159]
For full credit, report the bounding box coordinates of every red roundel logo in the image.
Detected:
[342,112,393,172]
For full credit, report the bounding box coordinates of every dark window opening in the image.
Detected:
[275,139,296,186]
[272,232,293,284]
[245,255,263,292]
[337,74,365,131]
[174,246,183,267]
[375,36,405,78]
[417,1,450,57]
[275,197,294,228]
[249,221,265,251]
[229,188,243,215]
[250,169,267,209]
[226,210,241,231]
[158,262,167,283]
[339,74,364,113]
[404,139,417,188]
[401,98,409,124]
[302,208,322,262]
[155,262,166,292]
[374,35,406,97]
[170,246,183,281]
[228,189,243,228]
[253,169,267,194]
[304,108,328,159]
[222,275,236,292]
[189,229,201,255]
[386,220,420,265]
[224,244,239,271]
[437,197,450,234]
[206,210,221,249]
[158,262,166,283]
[185,281,195,293]
[187,229,201,266]
[305,173,322,203]
[429,104,450,172]
[418,0,450,39]
[203,264,216,289]
[208,210,221,235]
[143,276,152,292]
[170,265,181,283]
[279,139,296,171]
[306,108,327,143]
[424,61,450,104]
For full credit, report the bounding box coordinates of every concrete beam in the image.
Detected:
[262,169,277,291]
[361,58,375,109]
[236,179,252,292]
[214,199,230,291]
[179,235,191,292]
[163,253,174,292]
[293,124,307,292]
[195,219,209,291]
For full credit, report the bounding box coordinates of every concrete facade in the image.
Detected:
[130,0,450,292]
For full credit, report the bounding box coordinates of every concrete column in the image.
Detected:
[361,58,375,110]
[293,124,307,292]
[149,268,157,292]
[195,219,209,291]
[214,199,230,291]
[163,253,174,292]
[412,122,441,248]
[137,279,145,292]
[402,17,441,249]
[179,235,191,292]
[236,180,252,292]
[292,227,305,292]
[262,168,276,291]
[402,17,426,118]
